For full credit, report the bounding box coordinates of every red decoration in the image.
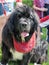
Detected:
[16,0,22,2]
[13,33,36,53]
[40,15,49,23]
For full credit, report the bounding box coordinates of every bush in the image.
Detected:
[22,0,33,7]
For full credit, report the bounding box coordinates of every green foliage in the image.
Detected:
[41,28,47,40]
[14,2,16,8]
[22,0,33,7]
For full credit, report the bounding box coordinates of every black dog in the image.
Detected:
[0,4,47,65]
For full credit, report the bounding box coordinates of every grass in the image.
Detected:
[0,28,49,65]
[22,0,33,7]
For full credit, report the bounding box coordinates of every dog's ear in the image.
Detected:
[7,13,15,35]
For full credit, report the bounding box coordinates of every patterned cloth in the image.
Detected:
[33,0,44,18]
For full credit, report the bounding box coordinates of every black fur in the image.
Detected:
[1,4,48,65]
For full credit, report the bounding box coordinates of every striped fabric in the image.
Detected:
[40,15,49,27]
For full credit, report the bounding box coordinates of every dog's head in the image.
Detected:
[8,4,39,42]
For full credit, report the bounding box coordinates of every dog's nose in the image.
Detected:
[22,23,27,28]
[20,22,27,28]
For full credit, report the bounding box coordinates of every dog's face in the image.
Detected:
[18,17,33,35]
[18,16,35,42]
[8,5,38,42]
[17,17,34,41]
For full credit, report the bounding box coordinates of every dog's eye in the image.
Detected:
[18,14,22,18]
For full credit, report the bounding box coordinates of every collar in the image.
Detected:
[13,32,36,53]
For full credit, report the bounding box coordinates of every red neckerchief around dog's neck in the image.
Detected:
[13,33,36,53]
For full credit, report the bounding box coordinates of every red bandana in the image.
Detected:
[13,33,36,53]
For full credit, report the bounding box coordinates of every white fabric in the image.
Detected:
[39,20,49,27]
[34,63,41,65]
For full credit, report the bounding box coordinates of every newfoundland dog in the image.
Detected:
[0,4,48,65]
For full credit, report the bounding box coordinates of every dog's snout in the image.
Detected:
[20,21,27,28]
[22,23,27,28]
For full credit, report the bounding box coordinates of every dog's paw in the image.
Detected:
[0,62,8,65]
[34,63,41,65]
[6,63,8,65]
[0,63,2,65]
[0,62,3,65]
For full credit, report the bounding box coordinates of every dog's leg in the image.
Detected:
[1,41,12,65]
[20,53,32,65]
